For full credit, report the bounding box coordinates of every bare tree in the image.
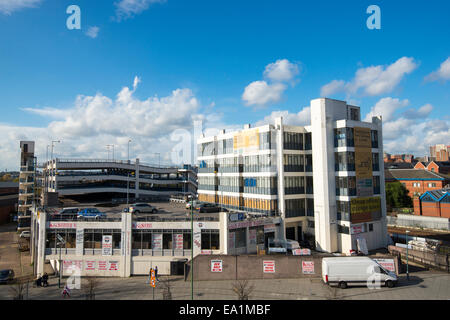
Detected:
[9,280,28,300]
[83,277,100,300]
[232,280,255,300]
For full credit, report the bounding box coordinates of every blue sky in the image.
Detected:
[0,0,449,170]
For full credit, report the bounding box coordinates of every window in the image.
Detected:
[201,229,220,250]
[338,224,349,234]
[233,228,247,248]
[369,224,373,232]
[307,220,315,229]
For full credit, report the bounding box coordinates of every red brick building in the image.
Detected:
[414,161,450,174]
[415,188,450,218]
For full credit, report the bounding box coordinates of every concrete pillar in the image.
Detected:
[275,117,285,240]
[135,158,140,199]
[121,211,132,277]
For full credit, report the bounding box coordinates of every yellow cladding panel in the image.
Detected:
[350,197,381,214]
[354,127,371,148]
[233,129,260,150]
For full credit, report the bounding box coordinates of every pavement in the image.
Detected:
[0,269,449,300]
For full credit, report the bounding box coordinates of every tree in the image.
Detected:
[385,182,413,209]
[232,280,255,300]
[83,277,100,300]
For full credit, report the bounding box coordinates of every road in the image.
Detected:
[1,269,449,300]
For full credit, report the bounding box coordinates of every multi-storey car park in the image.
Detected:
[197,98,388,254]
[43,158,198,202]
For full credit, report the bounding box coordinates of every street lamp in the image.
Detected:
[56,234,66,288]
[127,140,132,206]
[189,195,194,300]
[51,140,61,161]
[405,230,410,281]
[106,144,115,161]
[153,153,161,168]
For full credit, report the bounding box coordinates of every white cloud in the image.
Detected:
[114,0,165,20]
[320,80,346,97]
[363,99,448,157]
[402,103,433,119]
[263,59,299,82]
[255,107,310,127]
[0,0,42,15]
[242,81,286,107]
[425,57,450,82]
[364,97,409,122]
[242,59,300,107]
[1,77,229,170]
[321,57,418,97]
[85,26,100,39]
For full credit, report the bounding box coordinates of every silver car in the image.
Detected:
[129,203,157,214]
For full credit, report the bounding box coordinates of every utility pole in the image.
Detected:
[405,230,410,281]
[127,140,132,206]
[190,196,194,300]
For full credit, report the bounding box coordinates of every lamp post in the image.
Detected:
[127,140,132,206]
[51,140,60,161]
[405,230,410,281]
[106,144,115,161]
[190,195,194,300]
[56,234,65,288]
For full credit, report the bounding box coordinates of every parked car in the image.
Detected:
[129,203,157,214]
[58,207,79,215]
[197,203,221,213]
[19,231,30,239]
[0,269,15,284]
[185,200,201,210]
[322,257,398,289]
[77,208,106,219]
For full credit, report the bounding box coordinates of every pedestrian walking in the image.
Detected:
[147,268,153,284]
[42,273,49,287]
[62,285,71,298]
[155,266,159,282]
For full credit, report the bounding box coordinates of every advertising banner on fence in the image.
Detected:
[211,260,223,272]
[98,261,107,271]
[292,248,311,256]
[108,261,119,271]
[173,234,184,250]
[263,260,275,273]
[152,233,162,250]
[102,235,113,256]
[302,261,315,274]
[373,259,396,273]
[85,260,96,271]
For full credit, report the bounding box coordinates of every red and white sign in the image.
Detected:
[201,250,212,255]
[211,260,223,272]
[102,235,113,256]
[302,261,315,274]
[108,261,119,271]
[173,234,184,250]
[49,222,77,229]
[351,224,365,235]
[63,260,82,271]
[152,233,162,250]
[293,248,311,256]
[133,222,153,229]
[85,260,96,271]
[98,261,107,271]
[264,224,276,233]
[373,259,396,272]
[263,260,275,273]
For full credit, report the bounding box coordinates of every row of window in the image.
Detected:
[334,128,378,148]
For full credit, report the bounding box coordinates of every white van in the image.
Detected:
[322,257,397,289]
